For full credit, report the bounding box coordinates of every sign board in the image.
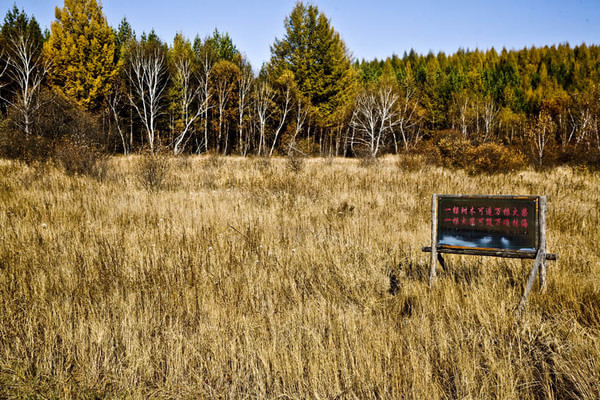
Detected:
[436,195,539,257]
[422,194,557,312]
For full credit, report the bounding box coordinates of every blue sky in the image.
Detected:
[8,0,600,68]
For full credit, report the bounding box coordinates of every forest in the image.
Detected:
[1,0,600,171]
[2,1,600,398]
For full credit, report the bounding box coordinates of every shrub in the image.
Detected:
[396,153,427,171]
[52,138,109,178]
[137,152,171,191]
[434,130,474,169]
[412,140,441,166]
[202,152,225,169]
[0,89,108,177]
[557,144,600,169]
[0,125,53,163]
[466,143,527,175]
[358,154,381,168]
[286,153,306,173]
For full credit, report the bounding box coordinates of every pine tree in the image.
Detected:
[44,0,117,111]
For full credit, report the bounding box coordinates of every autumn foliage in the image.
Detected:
[1,1,599,168]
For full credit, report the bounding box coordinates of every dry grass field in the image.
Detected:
[0,155,599,399]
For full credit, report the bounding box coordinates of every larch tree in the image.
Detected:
[205,29,239,63]
[211,59,239,154]
[44,0,117,112]
[268,2,356,130]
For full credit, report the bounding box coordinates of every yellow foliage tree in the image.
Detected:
[44,0,117,111]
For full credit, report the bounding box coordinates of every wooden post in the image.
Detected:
[538,196,547,293]
[517,250,544,314]
[429,194,438,287]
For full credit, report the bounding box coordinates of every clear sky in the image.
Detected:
[8,0,600,68]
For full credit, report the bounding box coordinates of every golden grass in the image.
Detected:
[0,156,599,399]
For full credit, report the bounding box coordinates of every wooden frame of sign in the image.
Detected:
[422,194,557,312]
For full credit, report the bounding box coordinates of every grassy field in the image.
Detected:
[0,155,599,399]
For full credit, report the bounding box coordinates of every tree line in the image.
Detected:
[1,0,599,168]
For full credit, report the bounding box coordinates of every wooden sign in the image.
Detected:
[423,194,557,312]
[437,195,538,256]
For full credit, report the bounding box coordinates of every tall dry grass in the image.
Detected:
[0,156,598,399]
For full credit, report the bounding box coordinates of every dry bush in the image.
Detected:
[466,142,527,175]
[358,154,381,168]
[412,140,442,166]
[558,144,600,169]
[202,152,226,169]
[435,129,474,169]
[0,89,108,178]
[286,152,306,173]
[0,157,599,399]
[252,155,272,173]
[136,152,171,191]
[396,153,428,171]
[0,126,53,163]
[52,138,109,179]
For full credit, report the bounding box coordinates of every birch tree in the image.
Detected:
[237,57,253,155]
[194,39,215,152]
[481,96,498,142]
[269,70,294,156]
[108,78,129,154]
[125,36,168,152]
[528,110,555,167]
[350,84,399,158]
[3,32,49,135]
[288,95,309,154]
[396,82,423,152]
[255,80,274,156]
[170,34,209,155]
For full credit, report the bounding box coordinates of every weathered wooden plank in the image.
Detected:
[435,194,539,200]
[421,246,557,261]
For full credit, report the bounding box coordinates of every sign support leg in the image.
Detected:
[517,250,544,314]
[437,253,447,272]
[429,194,438,287]
[538,196,547,293]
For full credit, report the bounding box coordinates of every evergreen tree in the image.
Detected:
[268,2,356,127]
[115,17,135,60]
[44,0,117,111]
[206,29,239,62]
[0,4,43,49]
